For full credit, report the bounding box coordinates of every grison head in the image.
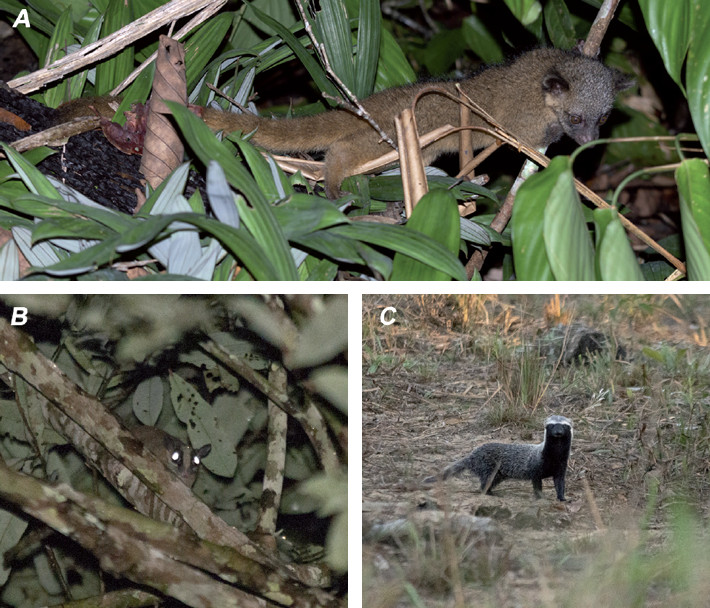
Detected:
[543,414,573,441]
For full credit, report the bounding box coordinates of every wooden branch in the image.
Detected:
[8,0,227,94]
[583,0,623,57]
[0,460,267,608]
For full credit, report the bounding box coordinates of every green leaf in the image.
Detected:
[272,194,349,238]
[391,190,461,280]
[185,13,233,90]
[330,221,466,280]
[169,373,238,477]
[291,229,392,278]
[462,16,504,64]
[676,158,710,280]
[687,0,710,160]
[133,377,164,426]
[374,28,415,89]
[232,138,293,202]
[512,166,555,280]
[315,0,356,91]
[593,208,645,280]
[503,0,542,26]
[1,144,63,200]
[42,8,74,108]
[167,103,298,280]
[69,13,104,100]
[543,0,576,50]
[542,157,595,280]
[95,0,134,95]
[353,0,381,97]
[112,62,154,125]
[232,0,298,51]
[247,1,341,102]
[420,28,466,75]
[2,193,131,230]
[638,0,690,92]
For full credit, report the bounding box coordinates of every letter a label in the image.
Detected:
[13,10,30,28]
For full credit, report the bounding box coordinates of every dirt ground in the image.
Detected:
[361,294,710,608]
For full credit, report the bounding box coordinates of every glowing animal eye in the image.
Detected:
[193,455,200,466]
[569,115,582,125]
[598,113,609,126]
[171,450,181,463]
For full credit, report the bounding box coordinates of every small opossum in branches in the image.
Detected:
[132,426,211,488]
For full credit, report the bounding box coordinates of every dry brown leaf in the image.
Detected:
[140,35,186,192]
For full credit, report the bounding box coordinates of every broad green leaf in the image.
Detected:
[291,229,392,278]
[185,13,233,90]
[246,1,341,102]
[512,166,555,280]
[272,194,349,237]
[95,0,134,95]
[353,0,380,97]
[638,0,690,92]
[329,221,466,280]
[593,208,645,281]
[462,16,504,64]
[133,377,164,426]
[315,0,356,91]
[420,28,466,76]
[31,217,115,243]
[374,28,416,89]
[2,192,131,230]
[391,190,460,280]
[1,144,63,200]
[542,156,594,280]
[544,0,576,50]
[687,0,710,160]
[503,0,542,26]
[676,158,710,280]
[42,8,74,108]
[169,373,237,478]
[167,103,298,280]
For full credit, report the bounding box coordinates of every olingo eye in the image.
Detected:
[171,450,180,463]
[569,115,582,125]
[193,456,200,466]
[598,113,609,125]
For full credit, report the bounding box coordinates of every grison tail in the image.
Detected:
[423,454,472,484]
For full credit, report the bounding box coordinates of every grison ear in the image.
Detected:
[542,69,570,96]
